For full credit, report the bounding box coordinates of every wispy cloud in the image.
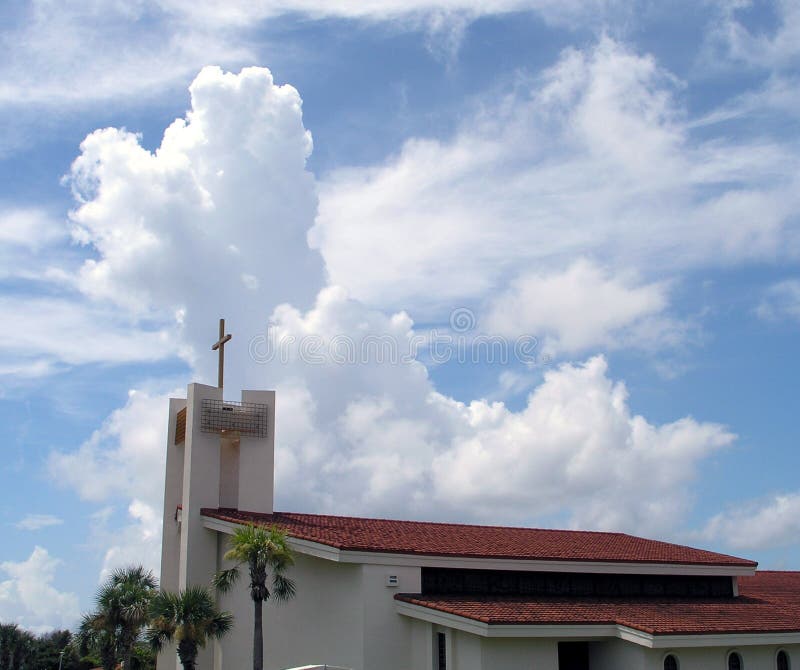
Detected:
[757,279,800,323]
[15,514,63,531]
[313,37,800,318]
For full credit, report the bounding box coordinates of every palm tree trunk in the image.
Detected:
[177,640,197,670]
[101,645,116,670]
[253,598,263,670]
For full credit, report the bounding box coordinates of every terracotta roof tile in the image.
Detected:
[395,571,800,635]
[201,508,756,568]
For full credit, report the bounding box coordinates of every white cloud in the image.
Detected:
[0,295,179,371]
[49,389,171,504]
[93,500,163,583]
[0,208,71,283]
[484,259,670,352]
[15,515,63,531]
[757,279,800,323]
[0,547,79,633]
[0,208,64,250]
[708,0,800,70]
[0,1,253,107]
[42,58,747,587]
[65,65,324,386]
[49,287,734,543]
[261,289,734,535]
[432,355,734,532]
[158,0,617,27]
[702,492,800,551]
[0,0,620,110]
[312,37,800,314]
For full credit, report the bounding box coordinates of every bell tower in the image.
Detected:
[158,321,276,670]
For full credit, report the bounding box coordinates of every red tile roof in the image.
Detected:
[201,508,756,568]
[396,571,800,635]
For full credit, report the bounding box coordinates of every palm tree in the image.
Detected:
[74,565,157,670]
[74,612,116,670]
[213,524,296,670]
[101,566,158,670]
[146,587,233,670]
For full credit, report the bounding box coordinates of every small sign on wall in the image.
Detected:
[386,575,399,587]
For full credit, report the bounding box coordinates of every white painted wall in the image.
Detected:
[214,549,427,670]
[648,644,800,670]
[215,549,365,670]
[360,563,421,669]
[591,638,649,670]
[480,636,558,670]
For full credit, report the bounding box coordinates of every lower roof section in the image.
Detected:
[395,571,800,639]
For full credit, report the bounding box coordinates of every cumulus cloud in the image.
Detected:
[93,500,163,583]
[0,547,79,633]
[48,391,168,582]
[15,515,63,531]
[49,287,735,542]
[258,289,734,535]
[484,259,671,352]
[66,65,323,384]
[312,37,800,315]
[43,58,749,590]
[49,389,171,504]
[757,279,800,323]
[702,492,800,551]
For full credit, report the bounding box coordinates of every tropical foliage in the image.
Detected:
[213,524,295,670]
[0,624,87,670]
[74,565,158,670]
[146,586,233,670]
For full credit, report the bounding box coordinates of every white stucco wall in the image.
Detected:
[360,563,421,669]
[215,549,365,670]
[480,636,558,670]
[647,644,800,670]
[590,638,649,670]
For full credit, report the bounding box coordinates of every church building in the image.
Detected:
[158,376,800,670]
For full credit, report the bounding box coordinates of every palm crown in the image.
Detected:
[147,586,233,670]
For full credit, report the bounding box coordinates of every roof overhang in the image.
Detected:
[395,600,800,648]
[202,514,756,577]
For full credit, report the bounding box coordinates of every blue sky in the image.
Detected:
[1,0,799,632]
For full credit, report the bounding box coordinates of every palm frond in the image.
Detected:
[272,573,296,602]
[212,566,241,594]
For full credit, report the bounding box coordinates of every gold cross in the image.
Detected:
[211,318,232,389]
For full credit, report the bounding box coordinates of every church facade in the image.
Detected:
[158,383,800,670]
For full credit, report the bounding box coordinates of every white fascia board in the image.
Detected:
[646,632,800,649]
[200,515,754,576]
[395,601,489,637]
[203,516,239,535]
